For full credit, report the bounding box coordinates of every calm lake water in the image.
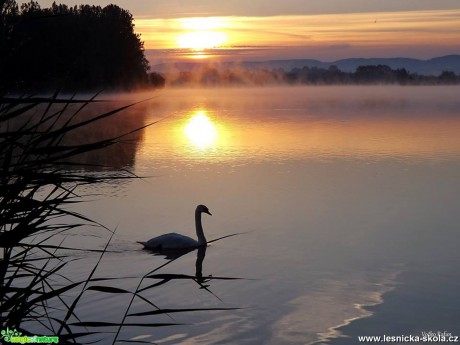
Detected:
[49,86,460,344]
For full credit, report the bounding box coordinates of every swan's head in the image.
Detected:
[197,204,212,216]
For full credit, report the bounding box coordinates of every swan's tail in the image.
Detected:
[137,241,147,247]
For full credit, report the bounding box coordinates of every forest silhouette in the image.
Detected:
[0,0,164,92]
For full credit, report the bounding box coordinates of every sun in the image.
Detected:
[177,31,227,50]
[176,17,229,51]
[184,111,218,149]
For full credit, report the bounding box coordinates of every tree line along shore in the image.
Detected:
[161,64,460,87]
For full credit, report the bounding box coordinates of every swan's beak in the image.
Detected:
[205,210,212,216]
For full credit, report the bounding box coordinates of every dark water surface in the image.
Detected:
[52,86,460,344]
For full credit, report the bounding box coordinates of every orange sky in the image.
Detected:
[136,9,460,62]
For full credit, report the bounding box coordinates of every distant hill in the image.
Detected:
[152,55,460,76]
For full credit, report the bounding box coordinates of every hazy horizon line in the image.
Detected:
[145,51,460,65]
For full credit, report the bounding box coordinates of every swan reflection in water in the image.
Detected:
[141,237,245,294]
[141,244,216,293]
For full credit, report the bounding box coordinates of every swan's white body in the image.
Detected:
[138,205,211,250]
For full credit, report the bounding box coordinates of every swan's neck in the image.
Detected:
[195,211,207,245]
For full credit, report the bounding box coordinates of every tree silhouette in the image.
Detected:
[0,1,150,92]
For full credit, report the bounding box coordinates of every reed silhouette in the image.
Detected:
[0,93,244,344]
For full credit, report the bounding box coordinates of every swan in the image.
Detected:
[138,204,212,250]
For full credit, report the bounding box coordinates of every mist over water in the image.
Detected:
[59,86,460,344]
[127,86,460,165]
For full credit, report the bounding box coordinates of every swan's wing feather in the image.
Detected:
[144,233,197,249]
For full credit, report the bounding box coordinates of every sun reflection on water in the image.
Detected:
[184,110,218,149]
[140,87,460,166]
